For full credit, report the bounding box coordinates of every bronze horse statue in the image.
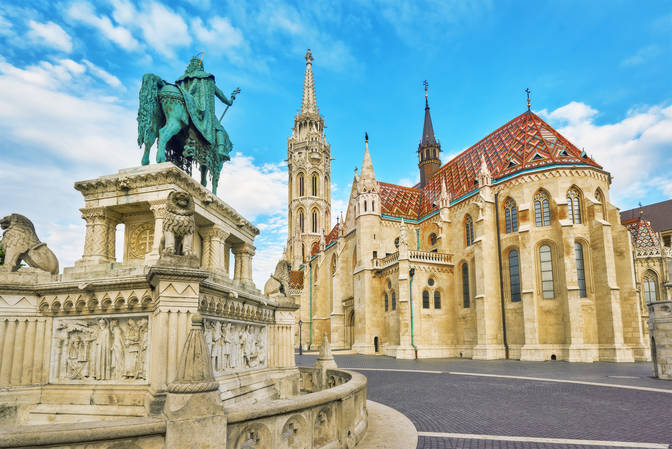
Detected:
[136,58,239,194]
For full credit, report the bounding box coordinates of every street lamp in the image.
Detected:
[298,320,303,356]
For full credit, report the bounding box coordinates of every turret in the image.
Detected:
[418,81,441,188]
[355,133,380,219]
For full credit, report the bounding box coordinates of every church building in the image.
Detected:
[285,50,649,362]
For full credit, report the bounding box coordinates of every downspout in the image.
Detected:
[409,268,418,359]
[309,260,313,349]
[494,193,509,359]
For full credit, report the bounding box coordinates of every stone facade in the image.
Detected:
[0,163,298,425]
[649,301,672,379]
[286,53,648,362]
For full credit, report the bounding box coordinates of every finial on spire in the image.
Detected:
[305,48,313,64]
[424,80,429,107]
[525,88,531,111]
[365,131,368,143]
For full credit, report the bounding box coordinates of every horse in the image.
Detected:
[136,73,224,193]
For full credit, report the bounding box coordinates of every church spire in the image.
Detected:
[301,49,317,114]
[422,80,436,145]
[418,80,441,189]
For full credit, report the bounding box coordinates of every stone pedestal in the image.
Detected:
[649,300,672,379]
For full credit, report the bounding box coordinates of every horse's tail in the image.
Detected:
[137,73,165,148]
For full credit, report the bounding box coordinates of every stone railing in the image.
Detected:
[0,369,367,449]
[635,246,672,258]
[409,250,452,265]
[226,368,368,449]
[372,252,399,269]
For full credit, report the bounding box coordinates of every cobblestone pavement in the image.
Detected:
[296,354,672,449]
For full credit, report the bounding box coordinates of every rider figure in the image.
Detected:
[175,56,235,160]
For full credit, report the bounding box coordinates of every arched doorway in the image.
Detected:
[347,312,354,349]
[374,336,379,353]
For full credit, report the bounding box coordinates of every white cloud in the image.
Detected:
[27,20,73,53]
[0,59,137,169]
[216,152,287,220]
[191,16,244,49]
[541,102,672,206]
[138,2,191,58]
[66,1,140,51]
[621,45,661,66]
[82,59,123,88]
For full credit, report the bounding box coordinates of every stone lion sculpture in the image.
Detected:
[264,258,291,299]
[162,191,195,256]
[0,214,59,274]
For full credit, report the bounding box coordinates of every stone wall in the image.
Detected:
[649,301,672,379]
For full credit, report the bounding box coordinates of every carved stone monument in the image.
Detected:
[0,57,368,448]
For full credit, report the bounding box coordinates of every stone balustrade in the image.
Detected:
[0,369,367,449]
[409,250,452,265]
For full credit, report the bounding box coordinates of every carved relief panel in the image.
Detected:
[203,317,267,376]
[50,314,150,384]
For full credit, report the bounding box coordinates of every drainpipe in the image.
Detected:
[409,268,418,359]
[309,260,313,350]
[494,193,509,359]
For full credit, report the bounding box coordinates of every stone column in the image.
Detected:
[560,223,587,362]
[77,207,118,265]
[233,243,255,288]
[147,201,166,263]
[205,227,230,275]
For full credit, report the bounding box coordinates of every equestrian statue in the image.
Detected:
[137,55,239,194]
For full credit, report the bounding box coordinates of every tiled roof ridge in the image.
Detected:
[377,180,422,193]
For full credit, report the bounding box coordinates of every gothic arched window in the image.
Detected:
[567,188,582,224]
[384,293,389,312]
[534,191,551,227]
[299,211,304,232]
[539,244,555,299]
[575,242,587,297]
[465,215,474,246]
[643,271,659,304]
[311,209,318,233]
[391,291,396,310]
[422,290,430,309]
[298,174,305,197]
[312,174,318,196]
[509,250,521,302]
[429,233,438,246]
[504,198,518,233]
[595,188,607,218]
[462,263,470,308]
[434,291,441,309]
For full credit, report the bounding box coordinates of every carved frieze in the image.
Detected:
[50,314,150,384]
[203,316,267,376]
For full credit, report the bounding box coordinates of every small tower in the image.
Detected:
[356,133,381,219]
[418,81,441,188]
[477,154,492,187]
[287,49,332,268]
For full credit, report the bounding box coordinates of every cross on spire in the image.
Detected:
[423,80,429,107]
[525,88,531,111]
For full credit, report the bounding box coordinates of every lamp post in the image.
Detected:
[298,320,303,356]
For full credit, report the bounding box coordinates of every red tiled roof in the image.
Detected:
[289,270,304,289]
[325,223,340,246]
[378,110,602,219]
[625,217,660,248]
[310,241,320,256]
[378,182,423,219]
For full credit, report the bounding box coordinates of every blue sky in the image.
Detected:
[1,0,671,285]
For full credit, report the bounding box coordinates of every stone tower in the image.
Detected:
[287,49,332,268]
[417,83,441,188]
